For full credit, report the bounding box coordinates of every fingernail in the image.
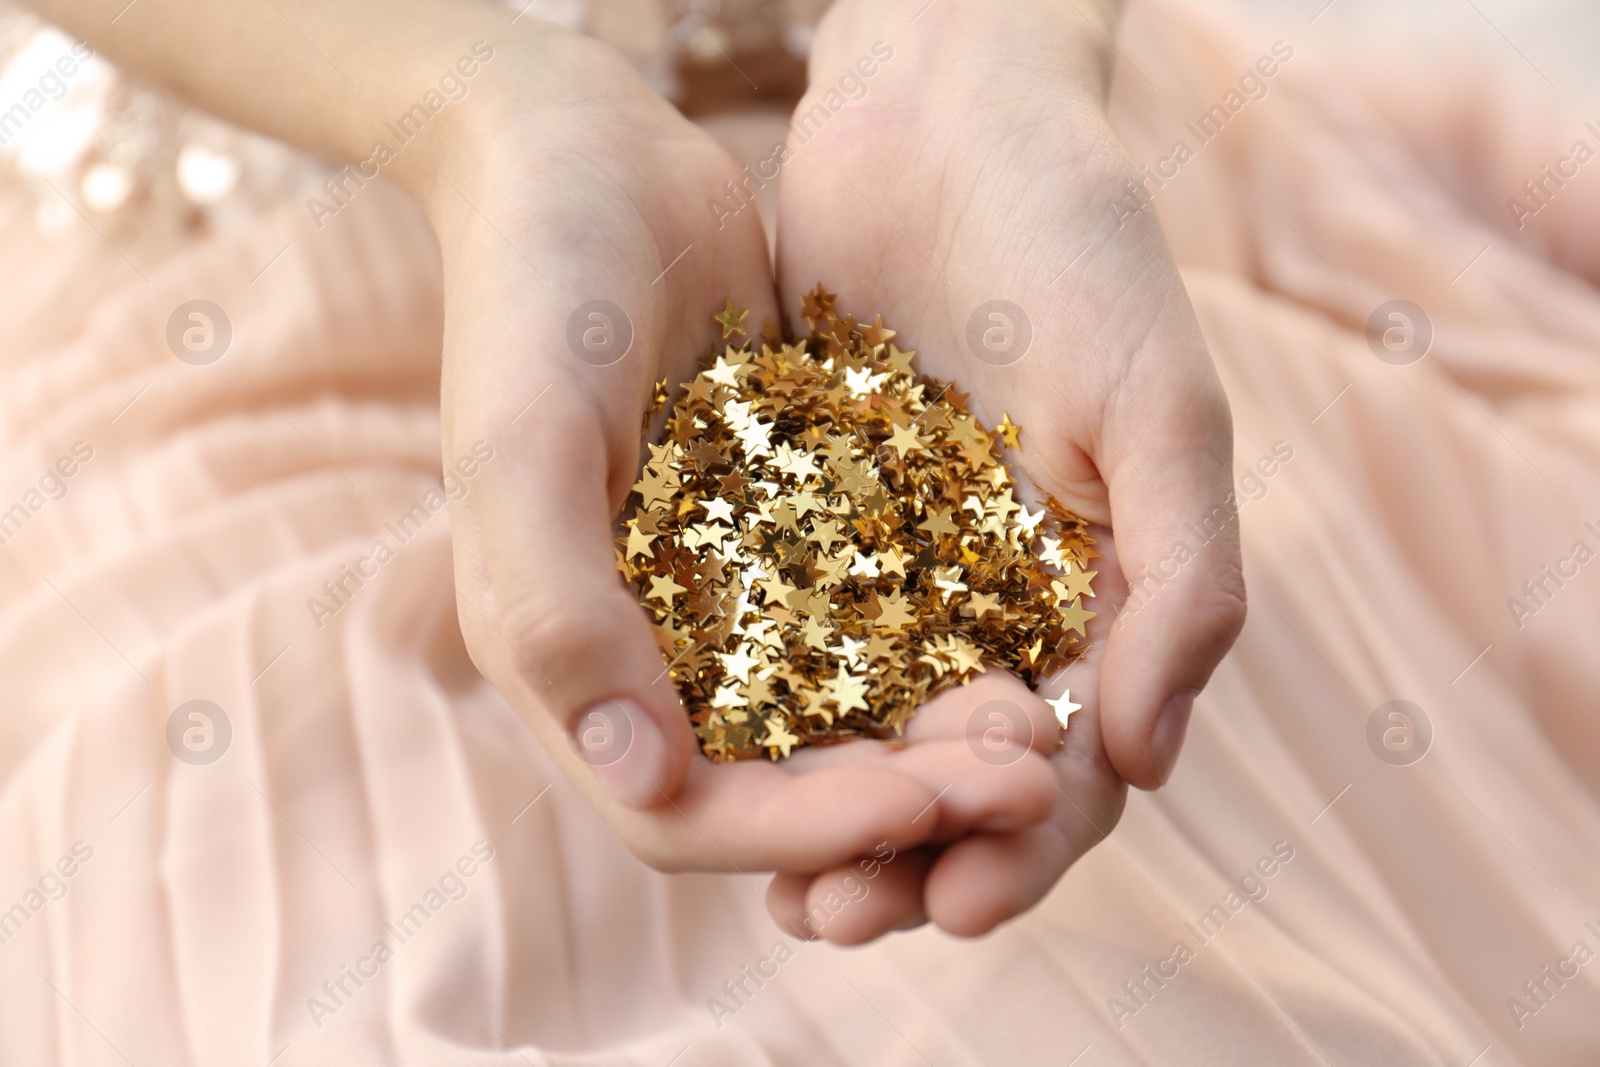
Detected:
[570,699,667,809]
[1151,692,1195,786]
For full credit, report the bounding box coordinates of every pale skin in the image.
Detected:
[33,0,1244,943]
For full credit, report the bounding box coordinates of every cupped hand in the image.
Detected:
[765,0,1246,939]
[421,30,1063,877]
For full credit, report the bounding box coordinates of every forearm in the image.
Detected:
[17,0,549,199]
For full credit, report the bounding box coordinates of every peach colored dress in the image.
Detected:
[2,0,1599,1063]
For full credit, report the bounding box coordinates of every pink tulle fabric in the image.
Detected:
[2,1,1598,1063]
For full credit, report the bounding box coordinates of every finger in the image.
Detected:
[799,849,933,945]
[452,386,693,811]
[442,272,774,814]
[782,674,1060,840]
[925,747,1126,937]
[926,827,1070,938]
[645,762,939,873]
[766,871,815,939]
[1097,333,1246,789]
[924,614,1126,937]
[766,850,934,944]
[906,670,1062,759]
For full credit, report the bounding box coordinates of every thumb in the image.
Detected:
[1095,358,1247,790]
[451,381,695,811]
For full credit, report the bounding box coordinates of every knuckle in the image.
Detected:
[499,596,615,692]
[1195,555,1249,649]
[618,823,686,873]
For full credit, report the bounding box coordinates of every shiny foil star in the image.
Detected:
[713,299,750,339]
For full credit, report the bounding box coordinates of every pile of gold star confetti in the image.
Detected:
[616,286,1098,761]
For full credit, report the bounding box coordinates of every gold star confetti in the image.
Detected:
[1047,690,1083,729]
[646,573,687,605]
[996,413,1022,450]
[800,284,836,328]
[616,291,1099,760]
[713,298,749,339]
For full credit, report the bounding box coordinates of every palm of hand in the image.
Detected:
[763,51,1241,939]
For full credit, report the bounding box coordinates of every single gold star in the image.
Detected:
[714,298,749,339]
[822,663,871,715]
[1015,504,1046,538]
[932,566,969,599]
[918,507,956,538]
[699,497,736,524]
[1056,597,1095,636]
[843,366,888,398]
[864,633,897,660]
[635,468,677,508]
[624,525,657,560]
[801,614,833,651]
[1059,568,1097,599]
[759,716,800,758]
[996,413,1022,450]
[858,314,896,348]
[885,423,928,457]
[790,491,823,519]
[1047,690,1083,729]
[800,686,833,723]
[967,591,1001,619]
[872,589,916,630]
[711,684,748,709]
[944,636,983,674]
[758,573,798,608]
[1038,535,1070,569]
[646,573,687,604]
[838,634,867,666]
[705,355,742,388]
[808,519,845,553]
[849,551,880,579]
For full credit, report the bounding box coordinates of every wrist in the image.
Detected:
[811,0,1122,102]
[370,18,560,214]
[384,26,662,246]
